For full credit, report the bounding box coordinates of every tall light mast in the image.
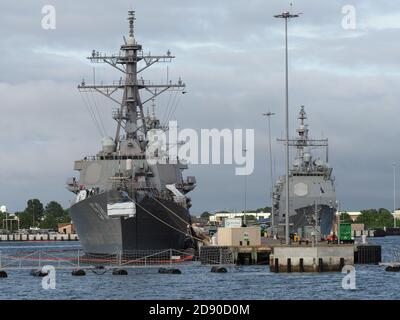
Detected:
[393,163,397,228]
[274,11,300,244]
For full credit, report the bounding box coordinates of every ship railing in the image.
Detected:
[0,248,83,270]
[198,246,234,266]
[0,248,196,270]
[83,155,146,161]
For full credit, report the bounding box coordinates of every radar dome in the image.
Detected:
[296,125,305,133]
[303,153,311,163]
[102,137,116,154]
[0,205,6,213]
[126,36,135,45]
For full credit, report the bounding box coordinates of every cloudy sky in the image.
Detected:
[1,0,400,214]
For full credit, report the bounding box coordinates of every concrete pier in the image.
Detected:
[0,233,79,241]
[269,244,354,272]
[199,245,272,265]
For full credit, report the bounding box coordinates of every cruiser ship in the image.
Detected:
[273,106,337,239]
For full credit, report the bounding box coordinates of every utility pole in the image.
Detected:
[274,11,300,244]
[262,111,275,235]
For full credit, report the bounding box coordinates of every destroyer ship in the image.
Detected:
[66,11,197,255]
[273,106,337,238]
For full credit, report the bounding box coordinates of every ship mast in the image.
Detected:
[78,10,185,151]
[277,106,328,174]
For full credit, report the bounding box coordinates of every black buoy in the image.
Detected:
[30,269,48,277]
[72,269,86,276]
[385,265,400,272]
[0,270,7,278]
[112,269,128,275]
[210,266,227,273]
[158,268,181,274]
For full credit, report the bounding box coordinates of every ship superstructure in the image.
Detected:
[66,11,197,254]
[273,106,337,238]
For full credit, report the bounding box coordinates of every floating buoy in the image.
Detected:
[211,266,227,273]
[385,266,400,272]
[72,269,86,276]
[0,271,7,278]
[112,269,128,275]
[158,268,181,274]
[30,269,48,277]
[91,265,107,275]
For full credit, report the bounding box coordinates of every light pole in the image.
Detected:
[337,201,341,245]
[274,11,300,244]
[393,163,397,228]
[262,111,275,236]
[243,148,247,226]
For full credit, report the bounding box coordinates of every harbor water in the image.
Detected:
[0,237,399,300]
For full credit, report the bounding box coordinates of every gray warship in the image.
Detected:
[273,106,337,238]
[66,11,197,255]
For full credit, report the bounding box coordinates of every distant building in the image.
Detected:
[336,211,361,222]
[58,223,75,234]
[209,212,270,224]
[217,226,261,246]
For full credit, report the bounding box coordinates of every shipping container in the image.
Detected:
[339,223,353,243]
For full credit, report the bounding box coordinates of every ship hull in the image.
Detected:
[70,191,194,255]
[291,204,335,236]
[276,204,336,239]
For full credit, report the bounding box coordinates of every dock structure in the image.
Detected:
[200,242,382,271]
[354,245,381,264]
[0,233,79,241]
[199,245,272,265]
[269,244,354,272]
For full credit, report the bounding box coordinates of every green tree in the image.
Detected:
[247,207,271,213]
[24,199,44,227]
[44,201,64,219]
[356,208,395,229]
[40,201,71,230]
[200,211,211,219]
[40,214,58,230]
[339,212,353,223]
[17,211,33,229]
[60,209,71,224]
[0,211,5,224]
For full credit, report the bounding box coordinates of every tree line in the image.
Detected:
[0,199,71,231]
[341,208,400,229]
[201,207,400,229]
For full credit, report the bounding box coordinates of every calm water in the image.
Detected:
[0,237,399,300]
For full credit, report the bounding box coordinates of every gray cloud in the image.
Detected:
[0,1,400,214]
